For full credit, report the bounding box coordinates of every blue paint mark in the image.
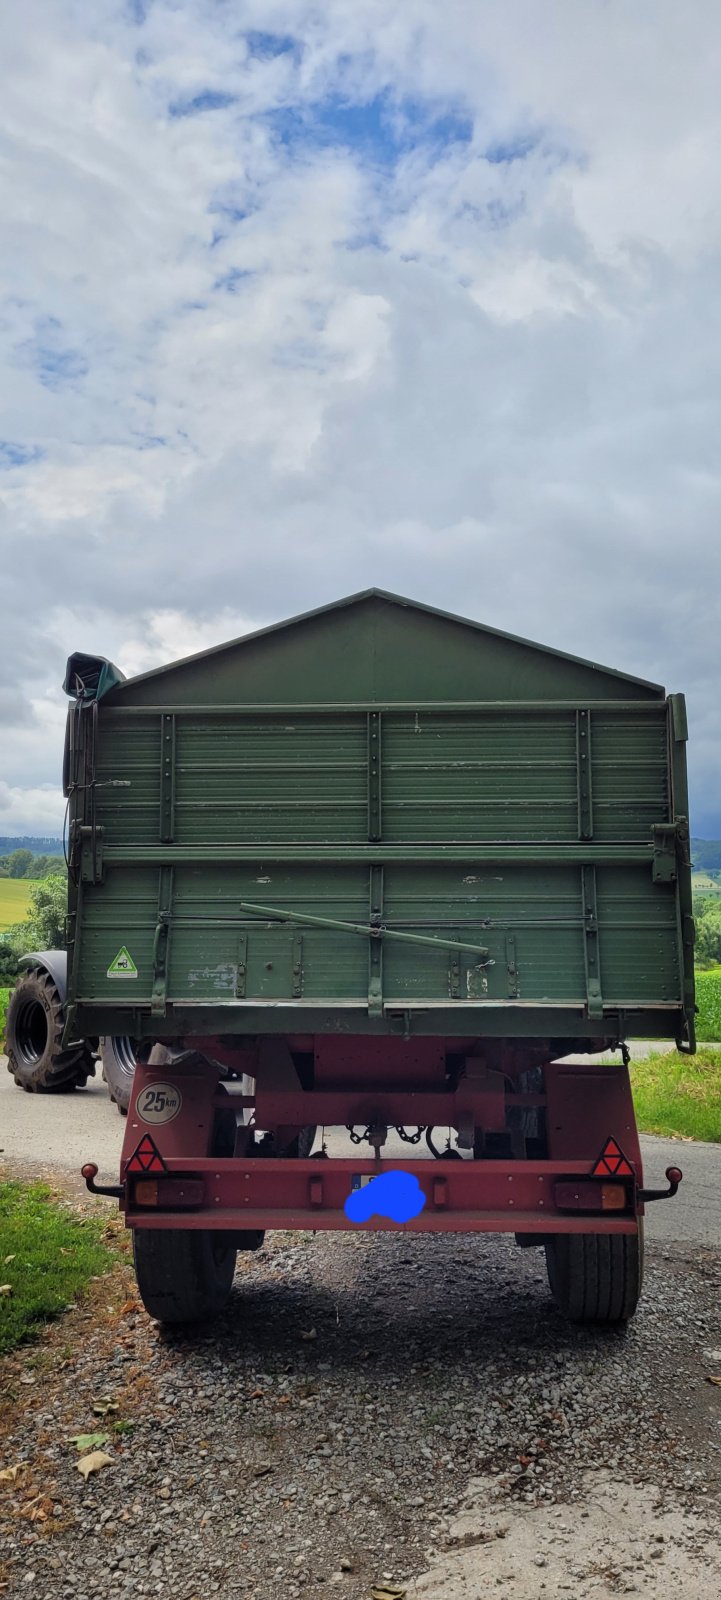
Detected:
[169,89,237,119]
[344,1171,427,1226]
[0,441,43,469]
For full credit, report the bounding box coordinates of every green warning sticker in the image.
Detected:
[107,947,138,979]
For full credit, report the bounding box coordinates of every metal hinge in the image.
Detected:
[652,818,689,883]
[79,825,104,883]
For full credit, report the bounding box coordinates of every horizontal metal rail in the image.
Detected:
[101,844,657,864]
[103,700,668,715]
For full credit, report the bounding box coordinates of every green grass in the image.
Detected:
[0,879,32,931]
[0,986,9,1045]
[0,1181,113,1354]
[631,1047,721,1143]
[696,968,721,1042]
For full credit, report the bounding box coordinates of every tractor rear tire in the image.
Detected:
[6,968,94,1093]
[100,1035,137,1116]
[133,1230,237,1325]
[545,1224,644,1324]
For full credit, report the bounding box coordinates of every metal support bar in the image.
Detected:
[151,864,174,1017]
[576,709,593,840]
[237,900,490,958]
[581,865,603,1020]
[159,714,176,842]
[367,711,382,840]
[235,932,247,998]
[104,844,658,865]
[368,864,383,1017]
[292,934,303,998]
[449,938,461,999]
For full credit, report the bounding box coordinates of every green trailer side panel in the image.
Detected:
[66,592,693,1047]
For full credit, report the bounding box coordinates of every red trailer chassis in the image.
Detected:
[81,1038,680,1238]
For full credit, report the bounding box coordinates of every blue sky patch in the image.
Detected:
[485,132,540,164]
[245,31,297,60]
[16,316,88,392]
[0,440,43,470]
[344,1171,427,1225]
[214,268,254,293]
[169,89,237,119]
[266,88,473,167]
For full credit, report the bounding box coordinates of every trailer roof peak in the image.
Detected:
[103,587,664,699]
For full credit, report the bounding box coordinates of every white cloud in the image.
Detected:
[1,0,720,834]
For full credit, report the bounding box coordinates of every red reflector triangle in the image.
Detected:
[126,1134,166,1175]
[591,1137,634,1179]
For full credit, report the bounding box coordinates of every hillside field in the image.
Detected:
[0,879,32,931]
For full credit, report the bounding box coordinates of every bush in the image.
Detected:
[696,969,721,1042]
[21,874,68,950]
[0,928,33,985]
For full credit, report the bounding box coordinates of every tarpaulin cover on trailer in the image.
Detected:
[63,653,126,702]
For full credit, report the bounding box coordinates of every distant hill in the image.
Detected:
[0,837,64,856]
[692,839,721,871]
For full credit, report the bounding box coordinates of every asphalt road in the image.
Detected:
[1,1055,719,1249]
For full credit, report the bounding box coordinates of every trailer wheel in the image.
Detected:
[545,1224,644,1324]
[6,968,94,1093]
[100,1036,137,1116]
[133,1230,237,1325]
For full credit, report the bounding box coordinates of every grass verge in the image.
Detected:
[695,968,721,1042]
[0,985,9,1046]
[0,1181,114,1355]
[631,1048,721,1143]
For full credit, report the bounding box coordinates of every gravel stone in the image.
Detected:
[1,1228,720,1600]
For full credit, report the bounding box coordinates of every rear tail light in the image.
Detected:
[131,1178,205,1209]
[553,1180,630,1213]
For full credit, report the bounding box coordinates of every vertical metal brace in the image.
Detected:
[292,934,303,998]
[368,864,383,1018]
[160,714,175,843]
[449,938,461,999]
[581,865,603,1019]
[576,709,593,840]
[367,712,382,841]
[151,865,174,1017]
[506,933,519,998]
[235,932,247,998]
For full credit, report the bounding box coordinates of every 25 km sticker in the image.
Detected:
[135,1083,182,1125]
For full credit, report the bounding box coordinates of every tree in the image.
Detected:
[8,849,33,879]
[23,875,68,950]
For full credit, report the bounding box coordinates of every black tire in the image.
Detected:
[100,1035,137,1116]
[133,1230,237,1325]
[545,1223,644,1324]
[6,969,94,1093]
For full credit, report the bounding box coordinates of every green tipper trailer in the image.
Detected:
[11,590,695,1325]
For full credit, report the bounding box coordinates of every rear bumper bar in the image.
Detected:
[122,1156,640,1234]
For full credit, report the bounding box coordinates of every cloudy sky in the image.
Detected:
[2,0,720,837]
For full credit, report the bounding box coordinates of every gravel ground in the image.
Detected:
[2,1216,721,1599]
